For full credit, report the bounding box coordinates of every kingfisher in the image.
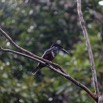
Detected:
[32,43,71,75]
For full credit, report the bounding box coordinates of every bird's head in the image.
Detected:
[51,43,62,49]
[51,43,71,55]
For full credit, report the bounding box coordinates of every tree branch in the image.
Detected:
[0,47,98,102]
[48,65,98,102]
[0,47,66,74]
[0,47,45,64]
[77,0,100,95]
[0,27,64,71]
[0,27,99,102]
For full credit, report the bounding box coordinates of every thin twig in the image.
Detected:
[0,47,98,102]
[77,0,99,94]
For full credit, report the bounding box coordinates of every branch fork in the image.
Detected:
[0,27,98,102]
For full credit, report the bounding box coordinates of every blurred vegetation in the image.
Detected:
[0,0,103,103]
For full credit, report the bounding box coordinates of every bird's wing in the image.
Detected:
[41,47,55,60]
[42,47,55,58]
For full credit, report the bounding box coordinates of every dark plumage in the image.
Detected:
[32,43,70,75]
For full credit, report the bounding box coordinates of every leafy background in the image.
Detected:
[0,0,103,103]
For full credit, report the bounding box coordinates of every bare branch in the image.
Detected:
[0,27,42,58]
[0,47,45,64]
[48,65,98,102]
[0,47,66,74]
[77,0,100,94]
[0,27,99,101]
[0,27,64,71]
[0,47,98,102]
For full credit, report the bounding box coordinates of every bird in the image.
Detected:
[32,43,71,75]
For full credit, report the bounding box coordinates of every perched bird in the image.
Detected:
[32,43,71,75]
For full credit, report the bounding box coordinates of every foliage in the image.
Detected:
[0,0,103,103]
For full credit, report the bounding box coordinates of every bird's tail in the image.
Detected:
[32,66,40,75]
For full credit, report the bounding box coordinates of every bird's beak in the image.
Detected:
[61,48,72,55]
